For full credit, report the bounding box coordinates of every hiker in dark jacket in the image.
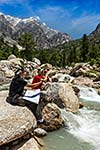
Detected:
[7,68,41,104]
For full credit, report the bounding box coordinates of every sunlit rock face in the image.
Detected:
[0,91,37,146]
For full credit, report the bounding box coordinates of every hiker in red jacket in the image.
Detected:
[31,68,51,124]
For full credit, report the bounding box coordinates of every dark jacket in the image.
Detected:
[9,74,27,97]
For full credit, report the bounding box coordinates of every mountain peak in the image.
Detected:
[0,12,4,15]
[0,12,71,49]
[96,23,100,31]
[89,23,100,38]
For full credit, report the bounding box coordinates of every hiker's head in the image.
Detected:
[15,68,29,78]
[20,70,28,78]
[42,68,50,75]
[38,68,43,75]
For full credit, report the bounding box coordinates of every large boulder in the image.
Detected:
[3,137,44,150]
[51,73,74,83]
[72,76,99,88]
[16,138,41,150]
[38,103,63,131]
[4,69,14,78]
[41,83,79,112]
[8,54,16,60]
[32,58,41,65]
[9,58,22,68]
[41,63,52,70]
[0,91,37,146]
[0,59,20,79]
[70,63,92,77]
[0,60,11,70]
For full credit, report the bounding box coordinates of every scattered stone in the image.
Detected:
[98,88,100,95]
[52,73,74,83]
[72,86,80,96]
[34,128,47,137]
[4,69,14,78]
[8,54,16,60]
[86,72,97,78]
[79,102,84,109]
[32,58,41,65]
[41,63,52,70]
[72,76,98,88]
[70,63,94,77]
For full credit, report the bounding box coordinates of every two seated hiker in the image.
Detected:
[6,67,51,125]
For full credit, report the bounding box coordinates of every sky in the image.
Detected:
[0,0,100,39]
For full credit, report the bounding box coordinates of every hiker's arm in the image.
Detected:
[43,70,52,82]
[26,81,42,88]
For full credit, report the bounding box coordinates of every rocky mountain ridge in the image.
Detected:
[0,12,71,49]
[89,23,100,37]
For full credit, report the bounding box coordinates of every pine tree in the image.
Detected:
[12,45,20,57]
[81,34,89,62]
[49,49,62,67]
[18,33,36,60]
[61,50,66,67]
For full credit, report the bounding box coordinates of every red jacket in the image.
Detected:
[32,75,45,89]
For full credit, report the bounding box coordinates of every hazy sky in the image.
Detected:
[0,0,100,39]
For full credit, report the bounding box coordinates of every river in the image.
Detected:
[44,86,100,150]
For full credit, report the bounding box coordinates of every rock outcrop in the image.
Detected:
[72,76,99,88]
[89,23,100,39]
[38,103,63,131]
[70,63,92,77]
[41,83,79,112]
[0,56,39,81]
[16,138,41,150]
[0,91,37,146]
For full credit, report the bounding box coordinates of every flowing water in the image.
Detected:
[44,86,100,150]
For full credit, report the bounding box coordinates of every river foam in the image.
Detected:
[62,85,100,150]
[78,86,100,102]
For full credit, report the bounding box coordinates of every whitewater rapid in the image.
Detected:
[78,86,100,102]
[62,86,100,150]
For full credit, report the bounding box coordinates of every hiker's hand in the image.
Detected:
[41,79,44,81]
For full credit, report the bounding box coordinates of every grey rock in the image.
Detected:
[72,76,99,88]
[17,138,40,150]
[7,54,16,60]
[41,83,79,113]
[52,73,74,83]
[0,91,37,146]
[89,23,100,38]
[38,103,63,131]
[34,128,47,137]
[4,69,14,78]
[32,58,41,65]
